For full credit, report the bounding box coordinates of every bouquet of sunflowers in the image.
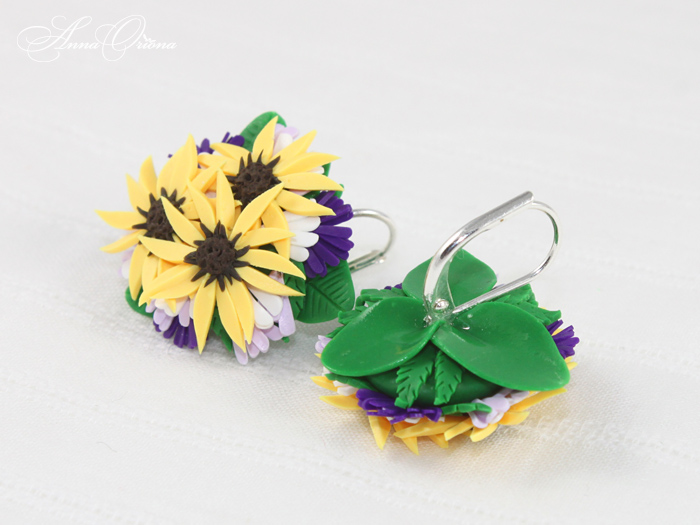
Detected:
[98,112,356,364]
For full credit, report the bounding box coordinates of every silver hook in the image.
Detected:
[348,209,396,273]
[423,192,559,322]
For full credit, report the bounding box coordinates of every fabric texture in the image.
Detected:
[2,1,699,523]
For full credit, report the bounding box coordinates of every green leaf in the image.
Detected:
[402,250,497,306]
[324,373,374,391]
[395,346,437,408]
[295,260,355,323]
[494,284,561,325]
[441,403,492,416]
[284,261,306,318]
[432,302,570,391]
[433,351,463,405]
[356,287,406,307]
[366,360,501,408]
[125,288,153,317]
[239,111,286,152]
[321,296,440,377]
[337,308,362,326]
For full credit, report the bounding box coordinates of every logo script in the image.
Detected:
[17,15,177,62]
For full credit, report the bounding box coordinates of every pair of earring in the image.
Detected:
[97,112,579,453]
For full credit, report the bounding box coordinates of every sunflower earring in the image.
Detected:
[97,112,394,363]
[313,192,580,454]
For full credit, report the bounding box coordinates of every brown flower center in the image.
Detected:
[184,223,251,291]
[133,188,186,241]
[227,152,281,208]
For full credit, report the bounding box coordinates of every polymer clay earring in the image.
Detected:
[97,112,393,364]
[314,192,579,454]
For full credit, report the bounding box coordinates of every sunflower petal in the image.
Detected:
[190,166,219,193]
[369,416,392,450]
[163,135,198,196]
[215,170,236,231]
[101,230,141,253]
[96,210,142,230]
[187,182,216,231]
[128,244,148,300]
[237,266,303,296]
[278,172,343,192]
[444,420,474,441]
[149,273,201,300]
[261,202,291,259]
[216,285,245,349]
[276,190,334,216]
[238,228,295,248]
[126,174,150,211]
[162,198,204,246]
[510,388,567,412]
[227,280,255,343]
[275,153,339,176]
[193,281,216,353]
[231,183,284,237]
[274,130,316,164]
[470,423,498,442]
[252,116,278,164]
[139,156,157,194]
[197,153,231,173]
[241,249,305,278]
[139,236,194,263]
[211,142,249,164]
[141,253,159,291]
[142,264,199,302]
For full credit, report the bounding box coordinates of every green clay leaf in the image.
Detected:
[402,250,497,306]
[295,260,355,323]
[432,302,570,391]
[494,284,561,325]
[516,303,561,325]
[337,308,362,326]
[356,287,406,307]
[324,373,374,391]
[366,354,501,408]
[239,111,286,152]
[321,296,440,377]
[395,346,437,408]
[126,288,153,318]
[284,261,306,318]
[433,351,463,405]
[441,402,492,416]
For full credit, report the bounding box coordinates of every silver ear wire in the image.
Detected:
[348,209,396,273]
[423,192,559,322]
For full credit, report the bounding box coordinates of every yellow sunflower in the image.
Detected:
[198,116,343,258]
[96,136,199,301]
[138,170,304,353]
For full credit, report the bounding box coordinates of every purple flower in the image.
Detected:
[355,389,442,423]
[547,320,580,359]
[304,192,354,279]
[155,315,198,349]
[197,132,244,155]
[169,133,245,158]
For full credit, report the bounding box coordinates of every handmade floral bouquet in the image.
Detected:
[98,112,357,363]
[314,250,579,453]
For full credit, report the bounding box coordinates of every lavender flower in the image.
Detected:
[304,192,354,279]
[355,389,442,423]
[547,320,580,359]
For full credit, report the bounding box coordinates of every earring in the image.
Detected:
[96,112,394,364]
[313,192,580,454]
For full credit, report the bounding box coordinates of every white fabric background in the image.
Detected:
[2,1,699,523]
